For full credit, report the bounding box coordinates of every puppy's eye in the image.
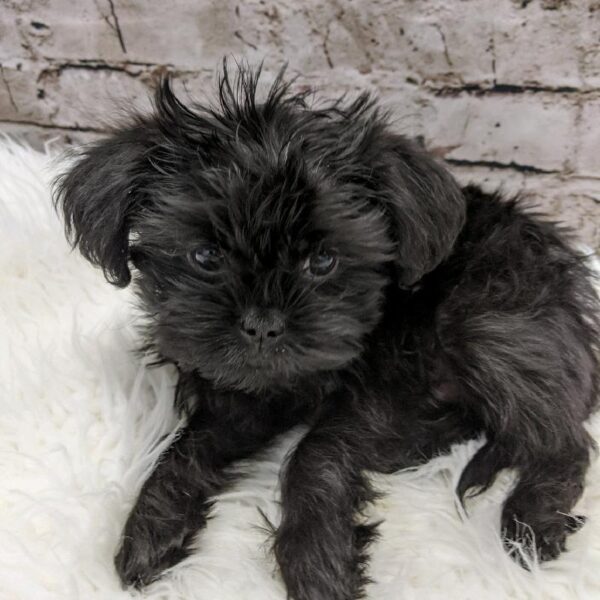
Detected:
[189,243,223,271]
[303,251,337,277]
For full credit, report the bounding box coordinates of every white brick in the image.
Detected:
[0,60,153,128]
[577,98,600,176]
[423,93,579,172]
[492,2,586,89]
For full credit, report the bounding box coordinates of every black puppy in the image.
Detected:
[55,64,599,600]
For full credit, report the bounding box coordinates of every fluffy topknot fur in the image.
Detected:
[55,63,599,600]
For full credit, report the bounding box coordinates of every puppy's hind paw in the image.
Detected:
[501,509,585,566]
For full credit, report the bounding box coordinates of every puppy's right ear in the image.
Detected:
[53,128,148,287]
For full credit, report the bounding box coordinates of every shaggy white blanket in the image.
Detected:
[1,139,599,600]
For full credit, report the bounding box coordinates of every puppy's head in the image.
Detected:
[54,64,465,393]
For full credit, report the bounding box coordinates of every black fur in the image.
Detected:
[54,63,599,599]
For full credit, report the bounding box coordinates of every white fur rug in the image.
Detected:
[1,138,599,600]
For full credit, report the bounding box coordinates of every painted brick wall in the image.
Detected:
[0,0,598,249]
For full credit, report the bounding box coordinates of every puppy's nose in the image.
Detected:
[240,308,285,346]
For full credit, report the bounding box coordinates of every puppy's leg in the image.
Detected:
[273,395,403,600]
[273,385,483,600]
[501,445,589,562]
[115,424,215,588]
[458,437,590,561]
[115,392,295,588]
[443,309,597,563]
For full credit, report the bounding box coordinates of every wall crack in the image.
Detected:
[234,31,258,51]
[0,64,19,113]
[432,82,591,96]
[434,24,453,68]
[2,117,107,133]
[105,0,127,53]
[446,157,559,174]
[36,59,192,82]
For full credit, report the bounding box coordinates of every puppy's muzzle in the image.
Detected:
[240,307,285,350]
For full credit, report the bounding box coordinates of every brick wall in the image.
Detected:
[0,0,598,249]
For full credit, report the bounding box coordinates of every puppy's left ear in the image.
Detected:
[380,135,466,287]
[53,127,148,287]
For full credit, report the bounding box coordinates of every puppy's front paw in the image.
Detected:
[114,525,191,589]
[274,523,374,600]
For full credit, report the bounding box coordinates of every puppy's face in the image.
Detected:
[131,147,393,392]
[55,66,466,394]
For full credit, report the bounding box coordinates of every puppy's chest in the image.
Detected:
[361,307,445,394]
